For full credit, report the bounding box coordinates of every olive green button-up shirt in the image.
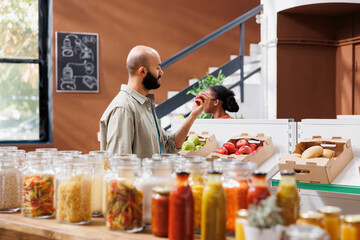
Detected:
[99,84,177,159]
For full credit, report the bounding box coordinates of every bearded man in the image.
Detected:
[99,45,210,158]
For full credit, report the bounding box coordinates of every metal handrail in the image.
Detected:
[161,5,263,69]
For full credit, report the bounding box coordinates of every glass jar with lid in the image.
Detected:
[56,155,93,224]
[22,151,55,218]
[214,159,257,232]
[318,206,341,240]
[104,156,143,232]
[297,211,325,229]
[179,156,209,231]
[89,150,111,217]
[285,225,330,240]
[341,215,360,240]
[152,154,178,172]
[139,157,174,225]
[235,209,248,240]
[151,186,172,237]
[0,151,22,213]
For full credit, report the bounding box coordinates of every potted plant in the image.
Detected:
[244,195,283,239]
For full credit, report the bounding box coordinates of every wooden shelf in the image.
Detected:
[0,213,235,240]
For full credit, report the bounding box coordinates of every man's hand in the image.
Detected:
[191,92,210,117]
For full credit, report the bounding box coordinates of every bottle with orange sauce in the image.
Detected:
[318,206,341,240]
[247,170,270,206]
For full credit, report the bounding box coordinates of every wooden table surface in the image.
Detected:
[0,213,236,240]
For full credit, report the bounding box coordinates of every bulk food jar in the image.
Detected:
[89,151,111,217]
[318,206,341,240]
[180,156,209,231]
[152,154,178,172]
[139,157,174,225]
[22,151,55,218]
[0,151,22,213]
[104,156,143,232]
[56,155,93,224]
[341,215,360,240]
[213,159,256,232]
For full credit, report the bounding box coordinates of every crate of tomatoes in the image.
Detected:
[207,133,275,167]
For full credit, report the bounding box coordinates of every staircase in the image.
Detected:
[160,43,263,128]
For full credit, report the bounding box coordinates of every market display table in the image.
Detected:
[0,213,235,240]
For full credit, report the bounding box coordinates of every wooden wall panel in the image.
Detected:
[354,44,360,114]
[16,0,260,152]
[336,45,353,115]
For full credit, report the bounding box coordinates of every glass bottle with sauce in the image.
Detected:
[297,211,325,229]
[22,151,55,218]
[181,157,209,231]
[139,157,174,225]
[56,155,93,224]
[285,225,330,240]
[151,186,172,237]
[104,156,143,232]
[318,206,341,240]
[0,151,22,213]
[89,151,111,217]
[169,171,194,240]
[341,215,360,240]
[235,209,248,240]
[247,170,270,207]
[213,159,257,232]
[201,171,226,240]
[275,170,300,226]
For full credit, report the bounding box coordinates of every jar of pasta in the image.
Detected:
[22,151,55,218]
[297,211,325,229]
[341,215,360,240]
[318,206,341,240]
[139,157,174,225]
[104,155,143,232]
[89,151,111,217]
[0,151,22,213]
[178,156,209,231]
[56,155,93,224]
[214,159,256,232]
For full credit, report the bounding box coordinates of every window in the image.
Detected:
[0,0,51,143]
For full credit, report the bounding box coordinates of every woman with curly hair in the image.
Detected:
[204,85,239,119]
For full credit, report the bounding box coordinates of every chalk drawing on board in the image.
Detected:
[56,31,99,92]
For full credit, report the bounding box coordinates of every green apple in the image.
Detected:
[195,145,202,151]
[187,134,199,145]
[199,142,205,146]
[182,141,195,151]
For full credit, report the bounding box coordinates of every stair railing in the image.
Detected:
[156,5,263,123]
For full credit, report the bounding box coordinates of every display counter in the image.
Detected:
[0,213,236,240]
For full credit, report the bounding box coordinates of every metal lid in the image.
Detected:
[176,171,190,176]
[152,186,172,195]
[343,215,360,224]
[236,209,249,218]
[208,170,222,175]
[318,206,341,215]
[300,211,324,220]
[280,170,295,176]
[252,170,266,176]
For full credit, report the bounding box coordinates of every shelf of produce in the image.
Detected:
[0,213,236,240]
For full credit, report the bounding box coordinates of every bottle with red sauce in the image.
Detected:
[247,170,270,206]
[169,171,194,240]
[151,186,172,237]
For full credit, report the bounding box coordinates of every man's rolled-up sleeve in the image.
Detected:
[160,127,179,154]
[106,107,134,154]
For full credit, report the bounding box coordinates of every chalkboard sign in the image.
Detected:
[56,32,99,92]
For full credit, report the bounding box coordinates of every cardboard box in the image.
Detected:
[206,133,275,167]
[278,136,353,184]
[178,131,218,157]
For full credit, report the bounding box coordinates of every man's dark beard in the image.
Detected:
[142,71,160,90]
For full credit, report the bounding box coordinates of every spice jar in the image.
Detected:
[169,171,194,240]
[201,171,226,240]
[104,156,143,232]
[235,209,248,240]
[285,225,330,240]
[247,170,270,206]
[0,151,22,213]
[275,170,300,226]
[297,211,325,229]
[56,155,93,224]
[318,206,341,240]
[180,157,209,231]
[22,151,55,218]
[341,215,360,240]
[102,153,137,217]
[214,159,256,232]
[151,186,171,237]
[139,157,174,224]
